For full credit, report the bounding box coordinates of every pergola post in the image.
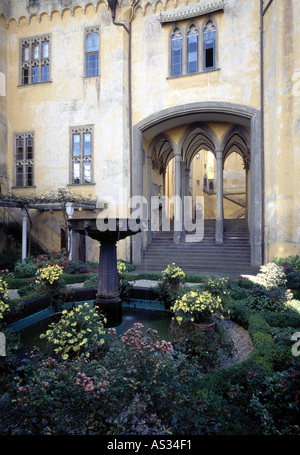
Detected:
[21,207,28,262]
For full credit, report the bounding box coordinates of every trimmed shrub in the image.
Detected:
[255,262,287,289]
[14,260,38,278]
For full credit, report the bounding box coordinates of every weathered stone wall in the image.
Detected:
[263,0,300,261]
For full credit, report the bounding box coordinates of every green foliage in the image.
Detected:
[65,261,98,275]
[281,361,300,412]
[0,276,9,325]
[227,279,248,300]
[203,276,230,299]
[14,260,38,278]
[0,250,20,271]
[169,320,234,373]
[245,284,293,312]
[273,255,300,271]
[1,259,300,435]
[0,323,222,435]
[286,271,300,289]
[155,263,186,309]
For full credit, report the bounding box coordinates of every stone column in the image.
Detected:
[147,155,152,243]
[95,239,122,327]
[215,149,224,244]
[173,153,182,242]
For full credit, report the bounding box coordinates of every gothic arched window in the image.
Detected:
[171,28,183,77]
[203,21,216,71]
[85,29,100,77]
[187,25,199,74]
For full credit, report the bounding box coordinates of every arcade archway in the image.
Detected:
[132,102,262,269]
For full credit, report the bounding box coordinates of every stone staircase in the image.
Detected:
[0,208,47,257]
[135,219,257,277]
[223,193,246,219]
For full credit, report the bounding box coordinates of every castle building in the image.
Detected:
[0,0,299,274]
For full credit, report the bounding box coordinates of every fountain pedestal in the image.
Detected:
[68,218,145,326]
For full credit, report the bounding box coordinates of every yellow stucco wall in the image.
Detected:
[0,0,299,266]
[263,0,300,261]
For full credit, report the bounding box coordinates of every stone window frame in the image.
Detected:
[202,16,218,72]
[168,16,219,78]
[169,24,185,77]
[13,131,35,188]
[186,22,201,74]
[19,34,51,86]
[69,125,94,186]
[84,27,100,78]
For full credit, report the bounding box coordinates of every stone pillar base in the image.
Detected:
[215,219,224,244]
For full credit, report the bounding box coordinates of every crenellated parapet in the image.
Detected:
[0,0,110,26]
[0,0,225,25]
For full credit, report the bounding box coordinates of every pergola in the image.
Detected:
[0,195,98,261]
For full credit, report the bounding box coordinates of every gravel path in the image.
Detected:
[217,319,254,369]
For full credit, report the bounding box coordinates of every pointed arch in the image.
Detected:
[147,133,176,168]
[178,123,219,168]
[220,125,250,167]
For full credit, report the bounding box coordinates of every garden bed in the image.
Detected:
[1,257,300,435]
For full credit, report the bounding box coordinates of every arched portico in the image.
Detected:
[132,101,262,270]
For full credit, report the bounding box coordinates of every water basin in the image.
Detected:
[16,301,172,356]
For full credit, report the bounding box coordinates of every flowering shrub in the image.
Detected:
[34,264,65,306]
[32,249,70,270]
[35,264,64,286]
[171,290,224,324]
[223,368,300,435]
[161,263,185,283]
[105,322,175,401]
[170,320,234,373]
[117,260,132,298]
[255,262,287,289]
[65,260,98,275]
[155,263,186,309]
[117,261,127,276]
[273,255,300,271]
[40,303,106,360]
[0,276,9,323]
[203,276,230,299]
[280,361,300,411]
[0,352,111,435]
[245,284,293,312]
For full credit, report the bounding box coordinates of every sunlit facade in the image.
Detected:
[0,0,299,269]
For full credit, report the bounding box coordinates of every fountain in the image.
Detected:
[68,217,146,327]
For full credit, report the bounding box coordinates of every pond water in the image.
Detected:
[17,304,173,356]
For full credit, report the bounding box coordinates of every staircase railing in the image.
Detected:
[0,206,49,256]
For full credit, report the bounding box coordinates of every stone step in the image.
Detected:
[136,219,252,276]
